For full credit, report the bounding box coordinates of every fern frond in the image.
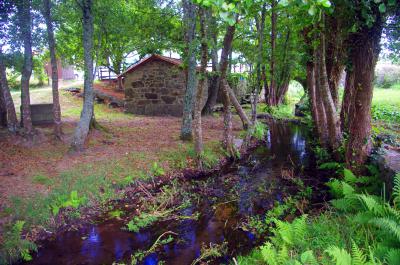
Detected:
[370,217,400,242]
[351,241,367,265]
[343,168,358,184]
[385,248,400,265]
[331,196,359,212]
[261,242,279,265]
[383,203,400,222]
[357,194,385,216]
[277,245,289,265]
[300,250,319,265]
[392,174,400,207]
[325,246,352,265]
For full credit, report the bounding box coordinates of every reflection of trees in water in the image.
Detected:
[268,122,308,166]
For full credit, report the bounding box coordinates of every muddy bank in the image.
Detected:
[23,120,328,265]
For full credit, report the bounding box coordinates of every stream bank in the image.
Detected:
[23,120,328,265]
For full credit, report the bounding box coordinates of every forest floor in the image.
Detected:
[0,82,242,217]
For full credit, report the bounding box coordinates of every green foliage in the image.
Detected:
[126,213,158,233]
[251,122,267,141]
[0,221,37,263]
[32,174,53,186]
[150,162,165,177]
[50,190,86,216]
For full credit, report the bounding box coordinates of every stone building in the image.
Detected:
[118,54,206,116]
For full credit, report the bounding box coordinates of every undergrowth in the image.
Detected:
[236,166,400,265]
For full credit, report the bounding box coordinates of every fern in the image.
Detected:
[385,248,400,265]
[261,242,279,265]
[300,250,319,265]
[325,246,352,265]
[351,241,367,265]
[392,174,400,207]
[357,194,385,216]
[369,217,400,242]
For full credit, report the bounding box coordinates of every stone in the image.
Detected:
[145,93,158,99]
[161,96,175,104]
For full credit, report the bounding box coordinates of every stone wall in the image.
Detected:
[124,59,207,116]
[124,60,184,116]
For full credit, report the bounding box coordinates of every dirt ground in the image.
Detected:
[0,89,242,208]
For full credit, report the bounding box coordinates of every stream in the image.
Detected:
[25,120,320,265]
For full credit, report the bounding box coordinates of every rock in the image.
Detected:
[372,145,400,194]
[64,87,81,93]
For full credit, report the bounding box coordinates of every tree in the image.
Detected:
[16,0,33,135]
[180,0,197,141]
[42,0,62,139]
[71,0,94,151]
[193,7,208,168]
[0,49,18,133]
[201,14,220,115]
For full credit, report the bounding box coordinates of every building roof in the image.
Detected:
[117,54,183,78]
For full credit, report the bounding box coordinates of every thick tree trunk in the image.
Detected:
[71,0,94,151]
[180,0,197,140]
[316,28,341,150]
[314,51,328,145]
[43,0,62,139]
[193,7,208,169]
[0,48,18,132]
[202,15,219,115]
[340,69,354,133]
[17,0,33,135]
[345,20,382,171]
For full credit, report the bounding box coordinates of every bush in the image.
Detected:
[374,64,400,88]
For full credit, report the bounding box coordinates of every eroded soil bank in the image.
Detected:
[23,120,328,265]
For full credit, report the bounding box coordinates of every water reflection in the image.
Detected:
[26,120,311,265]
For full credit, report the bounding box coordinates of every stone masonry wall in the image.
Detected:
[124,60,186,116]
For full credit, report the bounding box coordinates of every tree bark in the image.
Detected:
[345,18,382,171]
[314,50,328,145]
[218,23,237,156]
[340,69,354,134]
[253,4,266,122]
[180,0,197,141]
[227,83,251,129]
[0,48,18,132]
[71,0,94,151]
[202,15,219,115]
[316,27,341,150]
[43,0,62,139]
[266,0,277,106]
[193,7,208,169]
[16,0,33,135]
[306,60,319,135]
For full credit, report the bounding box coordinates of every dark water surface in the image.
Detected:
[26,121,313,265]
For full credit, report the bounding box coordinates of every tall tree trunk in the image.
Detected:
[17,0,33,135]
[43,0,62,139]
[306,61,319,135]
[314,51,328,145]
[340,69,354,133]
[253,4,266,122]
[316,27,341,150]
[345,19,382,172]
[180,0,197,140]
[267,0,277,106]
[219,23,236,156]
[202,15,219,115]
[193,7,208,169]
[325,16,345,108]
[0,48,18,132]
[71,0,94,151]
